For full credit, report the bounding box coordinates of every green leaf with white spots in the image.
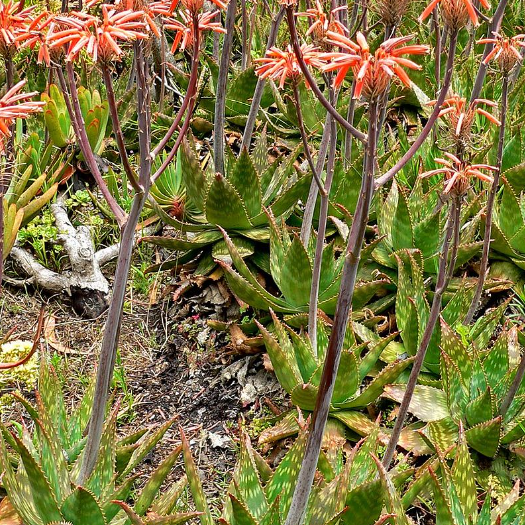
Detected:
[60,487,107,525]
[205,174,253,229]
[451,434,477,520]
[279,236,312,307]
[181,430,214,525]
[181,138,208,211]
[465,417,502,457]
[228,149,262,218]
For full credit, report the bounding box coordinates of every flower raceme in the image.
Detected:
[420,0,490,28]
[255,44,325,89]
[420,153,497,195]
[478,32,525,74]
[296,0,347,48]
[0,0,36,56]
[162,9,225,52]
[321,31,429,100]
[0,80,44,154]
[431,94,500,148]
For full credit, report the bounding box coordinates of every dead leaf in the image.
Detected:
[0,498,22,525]
[43,315,75,355]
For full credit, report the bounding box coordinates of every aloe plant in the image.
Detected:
[0,361,210,525]
[222,424,411,525]
[219,211,390,316]
[143,135,312,275]
[373,180,482,276]
[42,84,109,154]
[257,311,413,436]
[428,434,525,525]
[383,321,525,458]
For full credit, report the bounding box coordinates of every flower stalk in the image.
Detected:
[214,0,237,175]
[79,40,153,484]
[375,30,458,189]
[464,73,508,324]
[284,99,379,525]
[285,5,367,144]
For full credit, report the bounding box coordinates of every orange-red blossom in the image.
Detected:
[478,32,525,73]
[320,31,429,100]
[0,80,44,154]
[420,0,490,28]
[49,5,149,63]
[296,0,347,43]
[420,152,497,195]
[255,44,325,89]
[0,0,36,55]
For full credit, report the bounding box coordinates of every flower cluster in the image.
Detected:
[0,0,36,56]
[420,152,497,195]
[431,94,500,153]
[2,0,230,65]
[296,0,347,49]
[321,32,429,100]
[478,32,525,74]
[0,80,44,154]
[255,44,325,89]
[420,0,490,29]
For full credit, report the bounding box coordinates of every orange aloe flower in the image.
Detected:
[478,32,525,73]
[420,152,497,195]
[15,11,59,66]
[431,94,500,144]
[51,6,149,63]
[163,9,225,52]
[255,44,324,89]
[296,0,347,46]
[420,0,490,28]
[0,80,44,154]
[0,0,36,56]
[321,31,429,99]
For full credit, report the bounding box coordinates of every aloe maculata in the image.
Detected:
[257,311,413,434]
[143,135,312,276]
[383,321,525,458]
[218,213,390,317]
[0,362,211,525]
[221,424,414,525]
[428,434,525,525]
[373,180,482,277]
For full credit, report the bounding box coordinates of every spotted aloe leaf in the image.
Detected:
[382,385,449,422]
[2,429,63,524]
[205,174,253,229]
[465,388,494,427]
[229,149,262,218]
[342,480,384,525]
[279,235,312,307]
[336,357,415,409]
[266,433,306,515]
[181,138,208,211]
[87,406,117,498]
[180,430,214,525]
[451,432,477,520]
[60,487,106,525]
[119,418,176,479]
[465,417,502,457]
[257,320,302,394]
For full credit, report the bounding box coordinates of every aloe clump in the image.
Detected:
[384,322,525,458]
[256,311,412,438]
[143,134,311,275]
[0,362,211,525]
[219,212,390,316]
[222,425,411,525]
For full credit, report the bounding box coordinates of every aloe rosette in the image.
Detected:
[0,362,212,525]
[256,311,413,438]
[218,210,391,316]
[222,425,415,525]
[143,135,312,275]
[383,321,525,458]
